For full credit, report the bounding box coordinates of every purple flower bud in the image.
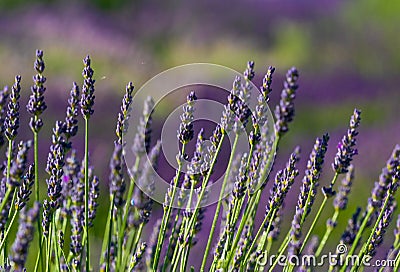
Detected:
[80,56,95,118]
[10,202,40,271]
[332,109,361,174]
[27,50,47,133]
[274,67,299,137]
[5,75,21,141]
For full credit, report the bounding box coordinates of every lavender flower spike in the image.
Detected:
[116,82,134,145]
[27,49,47,133]
[178,91,197,144]
[10,202,40,272]
[64,82,80,141]
[332,109,361,174]
[15,164,35,210]
[109,141,125,208]
[80,55,96,118]
[274,67,299,137]
[5,75,21,141]
[0,86,10,148]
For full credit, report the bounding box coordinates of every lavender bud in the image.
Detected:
[64,82,80,140]
[5,75,21,141]
[366,200,396,257]
[298,134,329,215]
[233,154,248,199]
[109,142,125,208]
[368,145,400,211]
[267,147,300,213]
[27,50,47,133]
[132,96,154,155]
[178,91,197,144]
[129,242,147,270]
[334,165,354,210]
[15,164,34,210]
[145,219,162,268]
[88,175,99,227]
[46,121,67,209]
[260,66,275,101]
[10,202,40,271]
[80,56,95,118]
[332,109,361,174]
[341,207,362,245]
[0,86,10,148]
[42,200,51,236]
[274,67,299,137]
[117,82,135,145]
[9,140,32,187]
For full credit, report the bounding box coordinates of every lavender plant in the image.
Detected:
[0,50,398,272]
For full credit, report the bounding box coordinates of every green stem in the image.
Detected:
[244,208,275,264]
[340,209,373,272]
[300,196,328,253]
[34,127,44,272]
[84,117,90,272]
[0,210,18,250]
[53,218,60,272]
[315,209,339,257]
[100,194,113,266]
[200,134,239,272]
[152,144,186,270]
[350,193,392,272]
[269,238,290,272]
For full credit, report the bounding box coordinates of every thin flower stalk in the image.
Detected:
[152,91,196,270]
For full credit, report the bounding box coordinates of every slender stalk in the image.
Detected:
[84,117,90,272]
[339,209,373,272]
[152,144,186,270]
[0,210,18,250]
[300,196,328,253]
[106,195,115,272]
[173,135,226,269]
[118,157,140,268]
[315,210,339,257]
[53,218,60,272]
[350,193,392,272]
[34,121,44,272]
[46,222,53,272]
[1,140,12,264]
[200,134,239,271]
[244,208,275,264]
[253,212,276,272]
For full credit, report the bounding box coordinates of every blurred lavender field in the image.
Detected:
[0,0,399,269]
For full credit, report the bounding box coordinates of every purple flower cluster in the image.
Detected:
[10,202,40,271]
[5,76,21,141]
[80,56,96,118]
[274,67,299,137]
[0,86,9,148]
[178,91,197,144]
[332,109,361,174]
[27,50,47,133]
